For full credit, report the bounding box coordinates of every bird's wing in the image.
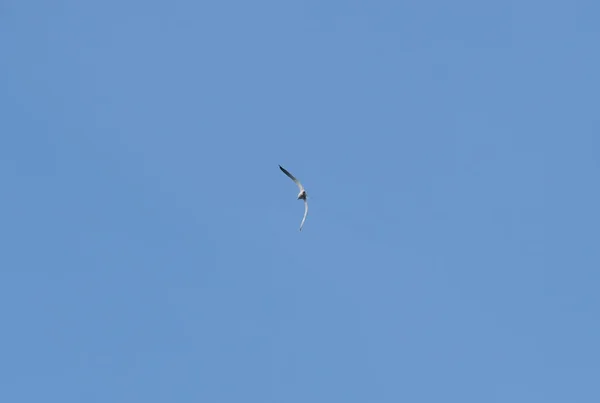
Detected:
[279,165,304,191]
[299,199,308,231]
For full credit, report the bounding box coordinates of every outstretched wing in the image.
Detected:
[299,199,308,231]
[279,165,304,191]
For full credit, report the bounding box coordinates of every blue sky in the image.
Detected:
[1,1,599,402]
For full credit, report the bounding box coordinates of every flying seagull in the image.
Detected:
[279,165,308,231]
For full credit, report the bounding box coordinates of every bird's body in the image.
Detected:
[279,165,309,231]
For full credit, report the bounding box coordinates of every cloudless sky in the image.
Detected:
[1,1,599,402]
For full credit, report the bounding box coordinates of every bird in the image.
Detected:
[279,165,308,231]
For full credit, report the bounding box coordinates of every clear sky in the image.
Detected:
[1,1,599,402]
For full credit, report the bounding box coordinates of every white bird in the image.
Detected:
[279,165,308,231]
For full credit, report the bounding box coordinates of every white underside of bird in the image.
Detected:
[279,165,308,231]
